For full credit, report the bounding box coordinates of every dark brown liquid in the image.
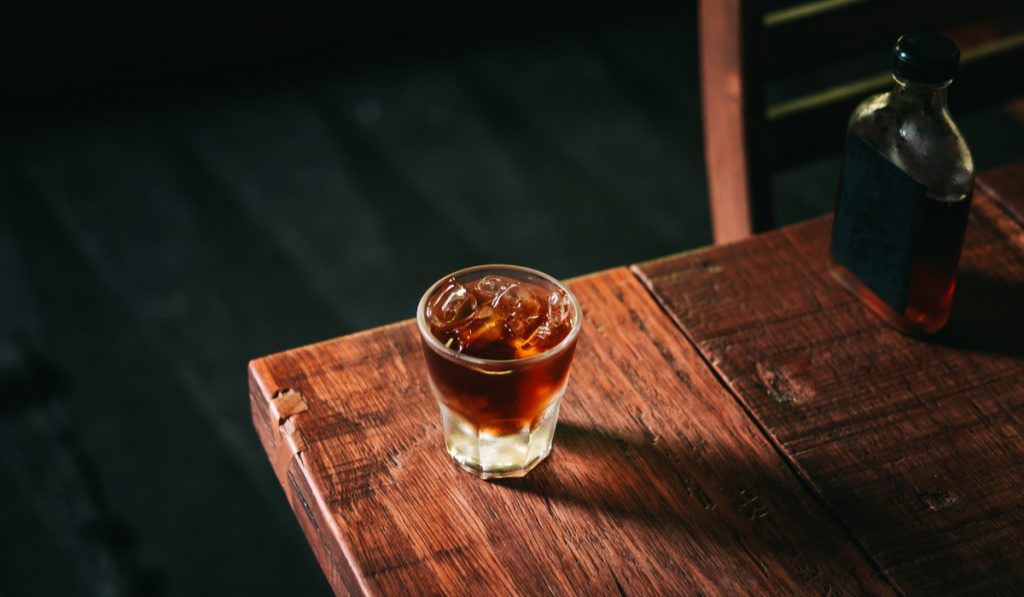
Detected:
[833,194,971,334]
[423,274,577,434]
[422,340,577,435]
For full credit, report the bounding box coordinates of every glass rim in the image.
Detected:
[416,264,583,368]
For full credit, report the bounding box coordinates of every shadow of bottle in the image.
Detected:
[929,271,1024,360]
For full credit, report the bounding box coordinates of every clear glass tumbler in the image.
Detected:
[416,265,582,479]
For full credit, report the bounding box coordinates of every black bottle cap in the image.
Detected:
[891,32,960,83]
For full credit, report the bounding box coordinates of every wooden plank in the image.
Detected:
[250,268,892,595]
[635,168,1024,593]
[977,160,1024,227]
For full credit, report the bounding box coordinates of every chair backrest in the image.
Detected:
[700,0,1024,243]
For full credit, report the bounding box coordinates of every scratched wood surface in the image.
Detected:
[250,268,891,595]
[635,163,1024,594]
[978,161,1024,227]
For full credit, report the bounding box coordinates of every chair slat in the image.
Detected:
[764,36,1024,171]
[760,0,1018,81]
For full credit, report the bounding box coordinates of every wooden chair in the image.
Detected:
[700,0,1024,243]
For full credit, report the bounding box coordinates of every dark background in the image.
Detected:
[2,3,1022,595]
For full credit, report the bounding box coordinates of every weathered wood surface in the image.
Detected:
[978,160,1024,228]
[250,268,891,595]
[635,164,1024,594]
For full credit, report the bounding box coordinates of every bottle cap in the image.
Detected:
[891,32,960,84]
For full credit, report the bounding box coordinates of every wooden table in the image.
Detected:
[250,162,1024,595]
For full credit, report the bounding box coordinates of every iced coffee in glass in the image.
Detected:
[416,265,582,479]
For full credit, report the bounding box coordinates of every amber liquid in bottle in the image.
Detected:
[831,43,974,337]
[832,193,971,334]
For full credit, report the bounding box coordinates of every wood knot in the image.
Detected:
[700,260,722,273]
[916,490,958,512]
[754,363,810,405]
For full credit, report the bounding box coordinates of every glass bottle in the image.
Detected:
[831,32,974,335]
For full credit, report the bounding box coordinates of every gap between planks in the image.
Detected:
[626,262,902,594]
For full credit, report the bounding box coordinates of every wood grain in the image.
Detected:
[250,268,891,595]
[978,160,1024,228]
[635,166,1024,594]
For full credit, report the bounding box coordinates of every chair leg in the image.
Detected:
[699,0,773,243]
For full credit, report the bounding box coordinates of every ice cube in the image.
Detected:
[490,283,518,311]
[427,278,478,330]
[534,323,553,341]
[492,283,542,319]
[475,275,512,298]
[471,304,496,322]
[517,287,544,319]
[504,315,533,339]
[547,289,571,326]
[513,322,552,358]
[456,305,504,350]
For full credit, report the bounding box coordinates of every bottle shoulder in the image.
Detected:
[847,90,973,200]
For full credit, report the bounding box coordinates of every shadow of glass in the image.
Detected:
[495,421,713,526]
[930,272,1024,359]
[493,419,900,547]
[480,412,922,590]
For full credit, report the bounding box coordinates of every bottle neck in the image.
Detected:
[892,75,950,113]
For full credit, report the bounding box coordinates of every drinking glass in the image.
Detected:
[416,265,582,479]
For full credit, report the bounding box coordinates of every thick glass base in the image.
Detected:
[439,401,561,480]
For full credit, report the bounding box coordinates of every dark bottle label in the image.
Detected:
[832,134,928,313]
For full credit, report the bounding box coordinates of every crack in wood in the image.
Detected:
[668,466,716,511]
[544,494,556,518]
[625,295,700,393]
[629,410,660,447]
[288,471,320,534]
[385,448,400,468]
[612,570,628,597]
[737,489,769,521]
[626,306,647,333]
